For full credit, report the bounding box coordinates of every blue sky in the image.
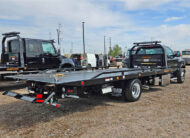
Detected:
[0,0,190,54]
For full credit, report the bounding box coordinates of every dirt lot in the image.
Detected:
[0,67,190,138]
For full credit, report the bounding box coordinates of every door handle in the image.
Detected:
[42,58,45,63]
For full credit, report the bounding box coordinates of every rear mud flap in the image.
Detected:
[3,91,36,103]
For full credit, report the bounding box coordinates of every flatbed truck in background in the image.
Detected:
[0,32,74,80]
[3,41,186,108]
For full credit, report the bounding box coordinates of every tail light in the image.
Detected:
[80,56,83,60]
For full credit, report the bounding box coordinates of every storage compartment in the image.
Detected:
[154,77,160,86]
[160,74,170,86]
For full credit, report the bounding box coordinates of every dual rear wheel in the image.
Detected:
[123,79,142,102]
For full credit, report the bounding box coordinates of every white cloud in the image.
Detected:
[0,0,190,54]
[0,0,133,54]
[164,16,184,22]
[0,15,21,20]
[118,0,172,10]
[138,24,190,50]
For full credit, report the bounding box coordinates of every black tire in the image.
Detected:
[87,64,92,70]
[123,79,142,102]
[177,68,185,83]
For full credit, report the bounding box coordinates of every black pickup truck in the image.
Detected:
[0,32,74,73]
[3,41,186,108]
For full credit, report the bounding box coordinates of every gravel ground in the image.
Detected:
[0,67,189,138]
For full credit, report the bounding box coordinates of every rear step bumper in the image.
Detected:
[2,91,61,108]
[3,91,36,102]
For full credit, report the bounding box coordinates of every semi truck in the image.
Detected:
[0,32,75,79]
[3,41,186,108]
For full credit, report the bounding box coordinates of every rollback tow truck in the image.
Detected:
[2,41,186,108]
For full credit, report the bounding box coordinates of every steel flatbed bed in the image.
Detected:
[6,68,168,86]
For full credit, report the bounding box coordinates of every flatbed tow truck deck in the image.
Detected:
[5,68,169,85]
[2,41,186,108]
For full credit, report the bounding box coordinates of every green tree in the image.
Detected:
[108,47,113,57]
[108,44,122,57]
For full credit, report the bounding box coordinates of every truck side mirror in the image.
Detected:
[174,53,178,57]
[173,52,180,57]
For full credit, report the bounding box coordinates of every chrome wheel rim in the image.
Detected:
[181,71,185,81]
[132,83,141,99]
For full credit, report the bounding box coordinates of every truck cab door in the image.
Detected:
[41,41,60,69]
[165,47,178,69]
[25,39,43,70]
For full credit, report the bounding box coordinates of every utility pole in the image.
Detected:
[109,37,112,49]
[103,36,106,66]
[70,42,73,54]
[82,22,85,55]
[56,24,62,55]
[104,36,106,55]
[109,37,112,56]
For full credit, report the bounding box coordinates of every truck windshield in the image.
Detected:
[182,51,190,55]
[42,42,56,54]
[137,48,163,55]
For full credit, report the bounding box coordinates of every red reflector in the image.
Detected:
[36,94,43,99]
[56,104,61,107]
[36,100,44,103]
[81,81,84,85]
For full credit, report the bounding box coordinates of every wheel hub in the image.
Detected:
[132,83,141,99]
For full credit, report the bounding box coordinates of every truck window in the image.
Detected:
[128,50,136,55]
[26,40,42,57]
[42,42,55,54]
[8,39,20,53]
[137,48,163,55]
[182,51,190,55]
[165,47,174,56]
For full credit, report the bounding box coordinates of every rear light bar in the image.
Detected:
[36,100,44,103]
[67,89,73,93]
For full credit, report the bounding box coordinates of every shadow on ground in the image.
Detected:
[0,85,163,130]
[143,87,162,93]
[0,80,26,92]
[0,94,125,131]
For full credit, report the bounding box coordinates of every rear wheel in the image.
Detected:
[123,79,142,102]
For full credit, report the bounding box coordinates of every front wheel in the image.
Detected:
[177,69,185,83]
[123,79,142,102]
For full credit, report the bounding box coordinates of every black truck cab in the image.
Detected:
[128,41,185,83]
[128,41,185,71]
[0,32,74,71]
